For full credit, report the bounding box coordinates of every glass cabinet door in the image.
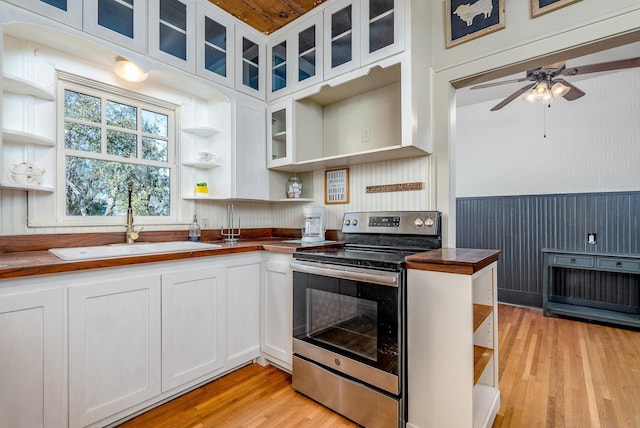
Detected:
[148,0,196,72]
[159,0,188,60]
[196,1,234,87]
[324,0,361,80]
[362,0,404,65]
[4,0,82,28]
[271,40,287,93]
[84,0,147,52]
[235,26,265,98]
[243,38,260,90]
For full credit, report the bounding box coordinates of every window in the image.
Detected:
[58,73,177,224]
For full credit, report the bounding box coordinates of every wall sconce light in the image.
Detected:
[113,57,148,82]
[522,80,570,104]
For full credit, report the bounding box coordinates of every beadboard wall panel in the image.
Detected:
[456,68,640,197]
[1,157,431,235]
[457,192,640,307]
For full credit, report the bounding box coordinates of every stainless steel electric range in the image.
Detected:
[291,211,442,428]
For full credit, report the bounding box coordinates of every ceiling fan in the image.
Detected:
[470,57,640,111]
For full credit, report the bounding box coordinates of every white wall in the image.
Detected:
[456,68,640,197]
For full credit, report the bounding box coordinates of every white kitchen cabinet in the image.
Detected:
[68,273,162,428]
[233,95,269,200]
[196,0,235,88]
[261,253,293,370]
[266,98,322,170]
[267,30,293,101]
[0,288,65,428]
[3,0,82,29]
[266,12,323,101]
[235,25,266,99]
[148,0,196,73]
[292,13,324,93]
[323,0,361,80]
[83,0,147,53]
[161,264,227,392]
[407,261,500,428]
[361,0,404,66]
[226,254,261,368]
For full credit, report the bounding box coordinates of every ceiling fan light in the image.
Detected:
[551,81,570,97]
[113,57,148,82]
[523,89,538,103]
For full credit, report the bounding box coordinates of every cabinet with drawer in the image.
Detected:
[543,250,640,328]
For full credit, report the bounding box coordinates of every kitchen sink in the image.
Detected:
[49,241,222,261]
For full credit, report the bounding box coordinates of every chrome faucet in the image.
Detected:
[125,180,143,244]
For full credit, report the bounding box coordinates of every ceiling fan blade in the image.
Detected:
[561,57,640,76]
[470,77,531,90]
[554,78,585,101]
[490,83,536,111]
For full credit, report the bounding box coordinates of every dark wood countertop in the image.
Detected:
[0,230,343,281]
[406,248,501,275]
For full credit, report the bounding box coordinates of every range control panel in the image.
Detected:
[342,211,441,235]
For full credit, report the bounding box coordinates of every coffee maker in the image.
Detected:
[301,206,325,242]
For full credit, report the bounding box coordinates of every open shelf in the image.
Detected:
[3,74,55,100]
[473,304,493,332]
[182,126,221,137]
[473,346,493,385]
[3,129,55,147]
[0,181,54,192]
[182,161,221,169]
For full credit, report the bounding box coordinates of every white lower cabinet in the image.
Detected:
[161,265,227,392]
[0,251,282,427]
[261,253,293,370]
[68,273,162,428]
[226,255,261,367]
[0,288,65,428]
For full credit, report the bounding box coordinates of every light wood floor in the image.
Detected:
[118,305,640,428]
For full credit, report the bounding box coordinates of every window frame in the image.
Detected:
[56,71,180,226]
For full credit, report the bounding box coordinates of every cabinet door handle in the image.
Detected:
[570,258,576,264]
[616,262,623,268]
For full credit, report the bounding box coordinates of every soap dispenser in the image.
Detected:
[188,214,201,242]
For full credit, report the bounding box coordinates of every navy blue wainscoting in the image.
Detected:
[456,191,640,307]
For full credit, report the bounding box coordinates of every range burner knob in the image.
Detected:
[425,218,435,227]
[351,219,358,226]
[414,218,424,227]
[344,219,351,226]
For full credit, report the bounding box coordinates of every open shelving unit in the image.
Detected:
[1,73,57,193]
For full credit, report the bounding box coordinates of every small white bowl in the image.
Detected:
[198,152,216,162]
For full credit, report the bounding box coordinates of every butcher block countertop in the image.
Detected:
[406,248,501,275]
[0,229,342,280]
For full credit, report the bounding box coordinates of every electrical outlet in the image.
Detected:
[202,218,209,229]
[361,126,370,142]
[587,233,597,245]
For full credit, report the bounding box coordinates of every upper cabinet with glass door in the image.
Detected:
[362,0,404,65]
[266,31,291,101]
[195,1,235,88]
[3,0,82,29]
[148,0,196,73]
[84,0,147,53]
[323,0,361,80]
[235,26,266,99]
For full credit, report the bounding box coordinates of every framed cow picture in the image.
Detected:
[531,0,582,18]
[445,0,505,48]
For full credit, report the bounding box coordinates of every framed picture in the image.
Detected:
[445,0,505,48]
[531,0,582,18]
[325,168,349,204]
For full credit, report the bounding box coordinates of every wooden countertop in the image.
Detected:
[406,248,501,275]
[0,235,342,281]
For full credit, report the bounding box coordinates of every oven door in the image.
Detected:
[291,260,403,395]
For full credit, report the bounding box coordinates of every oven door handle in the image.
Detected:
[290,261,399,287]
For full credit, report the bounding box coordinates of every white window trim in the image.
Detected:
[55,70,182,227]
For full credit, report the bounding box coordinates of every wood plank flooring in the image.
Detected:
[118,305,640,428]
